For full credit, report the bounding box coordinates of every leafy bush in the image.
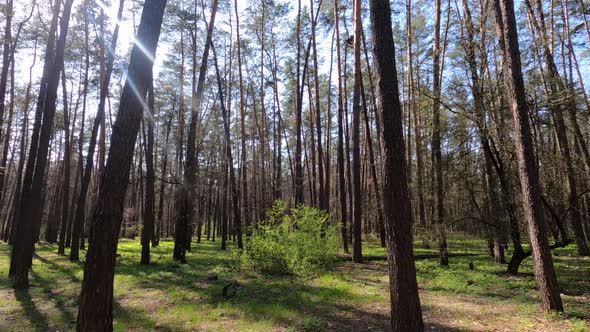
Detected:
[242,200,340,275]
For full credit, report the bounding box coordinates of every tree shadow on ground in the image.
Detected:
[33,252,81,282]
[222,277,462,331]
[113,300,160,329]
[14,289,50,331]
[30,270,77,326]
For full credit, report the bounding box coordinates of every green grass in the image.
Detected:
[0,237,588,331]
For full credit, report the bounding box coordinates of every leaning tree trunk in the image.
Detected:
[76,0,166,329]
[10,0,73,289]
[524,0,589,256]
[492,0,563,313]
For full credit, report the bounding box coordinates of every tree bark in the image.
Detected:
[178,0,219,260]
[212,42,242,250]
[351,0,363,263]
[10,0,73,288]
[76,0,166,329]
[432,0,449,267]
[57,67,71,254]
[492,0,563,312]
[334,0,348,253]
[369,0,424,329]
[69,1,91,260]
[234,0,250,233]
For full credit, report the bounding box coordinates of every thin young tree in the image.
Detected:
[432,0,449,266]
[334,0,348,253]
[141,79,156,264]
[351,0,363,263]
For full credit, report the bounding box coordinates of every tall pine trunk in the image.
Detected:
[492,0,563,312]
[369,0,424,329]
[76,0,166,328]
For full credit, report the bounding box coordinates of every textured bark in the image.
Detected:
[334,0,348,253]
[432,0,449,267]
[351,0,363,263]
[492,0,563,312]
[524,0,589,256]
[76,0,166,329]
[369,0,424,329]
[10,0,73,288]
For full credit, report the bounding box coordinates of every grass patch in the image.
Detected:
[0,237,588,331]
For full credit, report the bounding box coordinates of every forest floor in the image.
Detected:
[0,237,588,331]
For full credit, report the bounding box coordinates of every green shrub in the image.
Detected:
[242,200,340,275]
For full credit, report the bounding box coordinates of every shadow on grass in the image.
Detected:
[30,270,77,326]
[14,289,50,331]
[3,239,587,331]
[113,300,160,330]
[33,252,81,283]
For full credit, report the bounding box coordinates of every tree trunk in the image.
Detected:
[141,80,156,264]
[76,0,166,328]
[492,0,563,312]
[234,0,250,233]
[10,0,73,288]
[524,0,589,256]
[351,0,363,263]
[156,112,173,247]
[294,0,304,205]
[309,0,325,211]
[432,0,449,267]
[334,0,348,253]
[179,0,219,260]
[70,2,91,261]
[57,67,71,254]
[369,0,424,329]
[212,42,242,249]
